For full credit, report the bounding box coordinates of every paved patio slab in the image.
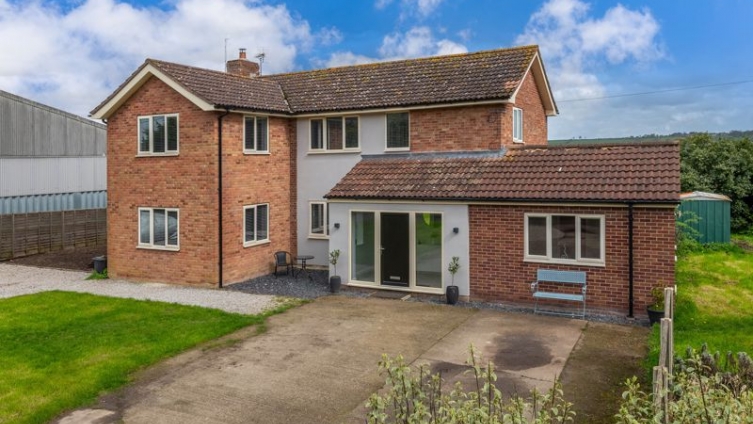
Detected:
[56,296,585,424]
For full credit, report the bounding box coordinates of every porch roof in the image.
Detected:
[325,142,680,203]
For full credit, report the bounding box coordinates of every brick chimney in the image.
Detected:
[226,48,260,77]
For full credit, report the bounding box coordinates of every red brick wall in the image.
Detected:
[107,76,297,286]
[513,70,548,145]
[408,70,548,152]
[410,105,506,151]
[107,76,219,285]
[220,115,296,284]
[468,205,675,316]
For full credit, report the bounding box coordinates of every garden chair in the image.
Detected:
[273,251,293,277]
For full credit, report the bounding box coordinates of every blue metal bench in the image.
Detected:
[530,269,587,318]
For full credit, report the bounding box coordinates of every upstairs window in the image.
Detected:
[386,112,409,149]
[244,116,269,153]
[310,117,359,151]
[244,204,269,246]
[138,207,179,250]
[513,108,523,143]
[524,213,604,265]
[138,114,178,155]
[309,202,328,238]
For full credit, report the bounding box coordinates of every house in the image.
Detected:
[0,90,107,259]
[90,45,679,316]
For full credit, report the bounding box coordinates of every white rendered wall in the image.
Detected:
[328,201,471,296]
[296,112,390,266]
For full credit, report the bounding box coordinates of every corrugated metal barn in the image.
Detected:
[0,90,107,259]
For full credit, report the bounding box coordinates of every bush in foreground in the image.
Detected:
[366,345,575,424]
[617,345,753,423]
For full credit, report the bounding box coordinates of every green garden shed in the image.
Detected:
[678,191,731,244]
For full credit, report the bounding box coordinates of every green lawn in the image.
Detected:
[0,291,263,424]
[672,238,753,355]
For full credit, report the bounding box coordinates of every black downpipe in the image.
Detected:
[217,109,230,288]
[628,203,634,317]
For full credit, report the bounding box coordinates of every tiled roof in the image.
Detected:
[326,142,680,203]
[151,60,292,113]
[91,45,541,116]
[265,45,539,113]
[90,59,291,115]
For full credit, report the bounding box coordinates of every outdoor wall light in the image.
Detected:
[453,227,459,234]
[334,223,340,229]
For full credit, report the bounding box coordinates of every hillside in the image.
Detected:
[549,130,753,146]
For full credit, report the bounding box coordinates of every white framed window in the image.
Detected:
[138,207,179,250]
[386,112,410,150]
[243,204,269,246]
[309,116,359,152]
[244,115,269,153]
[309,202,328,238]
[524,213,605,265]
[138,114,179,155]
[512,108,523,143]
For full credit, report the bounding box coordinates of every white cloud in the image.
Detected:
[375,0,395,9]
[515,0,667,138]
[374,0,445,19]
[317,27,343,46]
[0,0,319,117]
[325,26,466,67]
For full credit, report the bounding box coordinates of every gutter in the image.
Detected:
[217,108,230,288]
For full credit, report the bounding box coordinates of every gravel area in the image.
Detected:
[1,262,647,325]
[226,269,371,299]
[0,263,278,315]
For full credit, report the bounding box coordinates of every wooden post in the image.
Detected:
[652,366,669,423]
[659,318,670,370]
[664,287,674,320]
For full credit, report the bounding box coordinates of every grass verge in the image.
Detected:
[0,291,270,424]
[651,236,753,365]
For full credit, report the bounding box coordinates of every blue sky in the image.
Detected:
[0,0,751,139]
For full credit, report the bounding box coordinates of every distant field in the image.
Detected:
[549,130,752,146]
[548,136,678,146]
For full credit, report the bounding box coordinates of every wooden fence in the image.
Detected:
[652,286,677,423]
[0,209,106,260]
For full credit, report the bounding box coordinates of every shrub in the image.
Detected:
[617,345,753,423]
[366,345,575,424]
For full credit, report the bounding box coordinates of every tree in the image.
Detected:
[680,134,753,233]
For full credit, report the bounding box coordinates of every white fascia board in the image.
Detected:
[508,53,558,117]
[91,64,215,119]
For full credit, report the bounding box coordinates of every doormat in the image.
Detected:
[369,291,411,301]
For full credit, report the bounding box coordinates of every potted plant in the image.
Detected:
[446,256,460,305]
[647,286,665,325]
[329,249,341,293]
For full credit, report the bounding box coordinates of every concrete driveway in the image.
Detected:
[59,296,585,424]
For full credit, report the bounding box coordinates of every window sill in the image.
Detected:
[243,151,270,155]
[136,152,179,157]
[137,244,180,252]
[308,234,329,240]
[307,149,361,155]
[512,139,524,144]
[523,257,605,268]
[243,239,271,248]
[384,147,410,152]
